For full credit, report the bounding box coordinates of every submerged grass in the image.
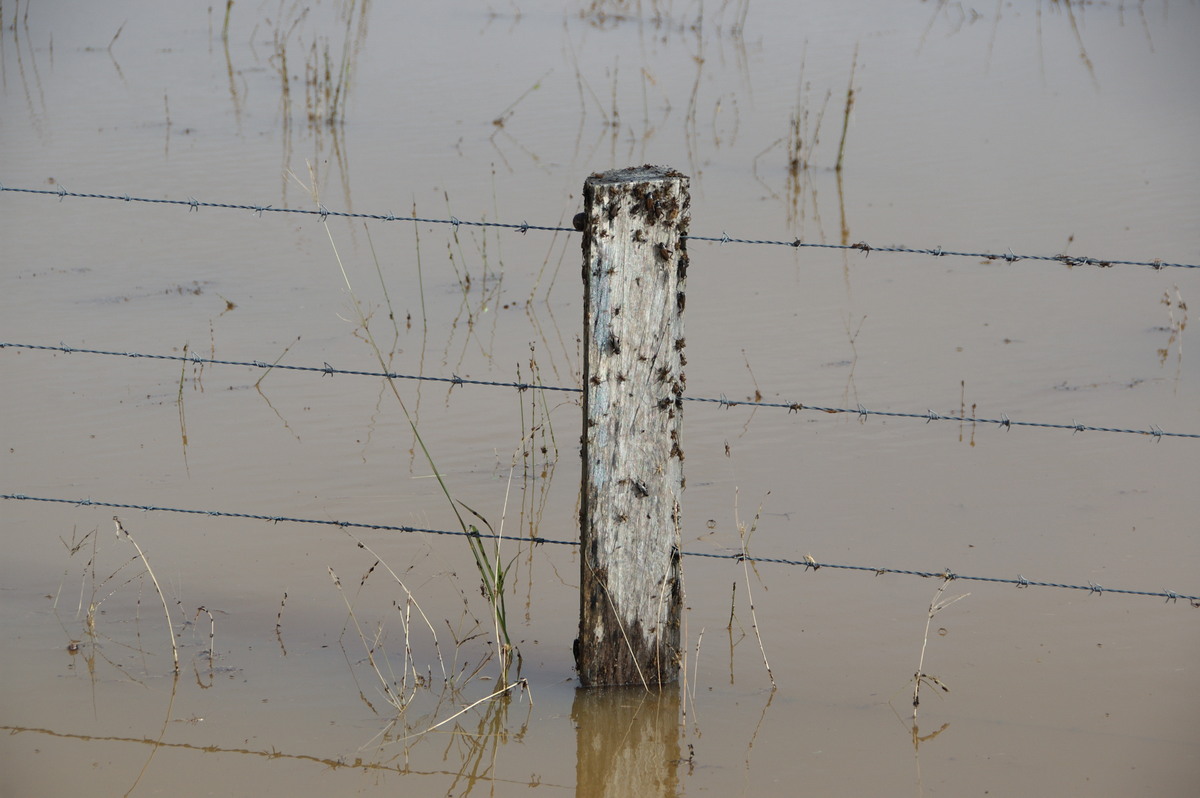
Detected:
[734,490,775,689]
[909,577,969,720]
[53,517,186,677]
[1158,285,1187,378]
[835,46,858,173]
[111,516,179,674]
[458,495,521,678]
[300,168,523,684]
[266,0,366,129]
[329,535,447,713]
[334,228,517,672]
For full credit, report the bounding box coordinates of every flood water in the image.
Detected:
[2,1,1198,795]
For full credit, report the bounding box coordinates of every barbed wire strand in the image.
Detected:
[3,493,1195,605]
[3,183,1196,271]
[0,184,571,234]
[684,233,1200,270]
[3,341,1197,440]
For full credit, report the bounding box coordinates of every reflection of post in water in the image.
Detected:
[572,686,681,798]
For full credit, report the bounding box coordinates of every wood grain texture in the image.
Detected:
[576,166,689,688]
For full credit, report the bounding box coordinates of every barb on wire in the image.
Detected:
[3,341,1198,440]
[0,184,575,235]
[3,493,1196,605]
[685,391,1200,439]
[0,492,515,542]
[2,183,1196,270]
[0,341,577,395]
[683,232,1200,271]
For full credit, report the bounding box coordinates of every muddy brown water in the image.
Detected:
[2,1,1198,795]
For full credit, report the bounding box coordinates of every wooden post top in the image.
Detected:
[585,164,687,184]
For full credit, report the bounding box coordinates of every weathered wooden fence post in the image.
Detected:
[575,165,689,688]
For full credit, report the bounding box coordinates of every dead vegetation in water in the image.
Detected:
[52,518,213,680]
[327,522,536,769]
[264,0,367,129]
[214,0,370,204]
[900,576,969,721]
[577,0,750,37]
[752,60,827,234]
[720,487,776,690]
[31,519,535,785]
[1157,285,1187,382]
[291,168,562,691]
[265,166,575,717]
[45,496,536,783]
